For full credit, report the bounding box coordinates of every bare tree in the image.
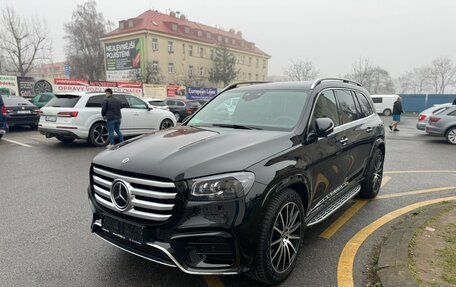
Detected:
[429,56,455,94]
[131,62,163,84]
[64,0,111,80]
[284,59,319,81]
[0,7,51,76]
[348,57,374,89]
[346,58,394,94]
[397,67,432,94]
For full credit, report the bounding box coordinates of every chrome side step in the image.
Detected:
[307,185,361,226]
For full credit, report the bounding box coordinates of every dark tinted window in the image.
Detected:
[355,92,374,117]
[372,97,382,103]
[165,100,176,106]
[186,101,202,108]
[1,95,33,106]
[85,95,105,108]
[313,90,340,126]
[39,94,53,102]
[149,100,166,106]
[335,90,360,124]
[176,101,185,107]
[46,94,81,108]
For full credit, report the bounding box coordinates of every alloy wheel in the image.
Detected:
[269,202,302,274]
[93,125,108,145]
[160,119,173,130]
[447,129,456,144]
[372,152,384,193]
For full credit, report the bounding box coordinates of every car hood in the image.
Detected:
[93,126,295,180]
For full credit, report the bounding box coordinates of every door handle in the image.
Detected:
[339,138,348,145]
[366,127,373,133]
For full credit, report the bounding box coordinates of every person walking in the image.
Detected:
[389,96,403,132]
[101,88,124,149]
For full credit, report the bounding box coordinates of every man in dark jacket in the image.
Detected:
[389,96,403,132]
[101,88,124,148]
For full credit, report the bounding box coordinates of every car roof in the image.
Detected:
[55,92,133,97]
[144,98,165,101]
[370,94,399,97]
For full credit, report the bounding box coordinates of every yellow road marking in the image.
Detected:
[384,170,456,174]
[337,196,456,287]
[319,176,392,239]
[377,186,456,199]
[204,276,225,287]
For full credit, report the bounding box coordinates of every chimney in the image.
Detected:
[170,11,176,17]
[180,14,186,20]
[229,28,235,34]
[236,31,242,37]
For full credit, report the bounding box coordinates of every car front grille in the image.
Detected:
[91,165,177,222]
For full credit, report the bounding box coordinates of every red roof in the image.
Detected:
[103,10,270,57]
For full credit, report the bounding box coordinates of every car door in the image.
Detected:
[333,89,370,185]
[305,89,348,211]
[123,95,153,132]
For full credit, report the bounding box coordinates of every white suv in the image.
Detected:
[39,92,176,146]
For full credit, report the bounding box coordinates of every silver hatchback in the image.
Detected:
[425,105,456,144]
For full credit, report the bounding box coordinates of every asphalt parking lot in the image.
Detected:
[1,116,455,287]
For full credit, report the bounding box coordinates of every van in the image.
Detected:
[370,94,399,116]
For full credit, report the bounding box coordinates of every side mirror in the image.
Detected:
[315,118,334,137]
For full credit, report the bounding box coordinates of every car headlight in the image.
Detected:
[188,172,255,201]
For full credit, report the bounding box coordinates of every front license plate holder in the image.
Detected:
[102,216,144,245]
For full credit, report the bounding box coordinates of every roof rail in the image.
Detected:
[220,81,269,93]
[310,78,361,89]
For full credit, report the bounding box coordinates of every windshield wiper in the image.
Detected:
[211,124,263,130]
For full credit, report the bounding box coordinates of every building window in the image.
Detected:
[206,32,211,39]
[231,39,236,45]
[152,38,158,51]
[152,61,159,72]
[168,41,174,53]
[263,59,266,68]
[128,20,134,28]
[199,67,204,76]
[248,73,252,80]
[262,75,266,81]
[171,23,178,32]
[197,30,203,37]
[224,37,229,44]
[184,26,190,34]
[188,65,194,76]
[210,49,214,60]
[241,41,245,47]
[256,58,259,68]
[218,35,222,42]
[119,22,125,29]
[255,74,259,81]
[188,45,193,56]
[200,47,204,57]
[168,63,174,74]
[248,57,252,66]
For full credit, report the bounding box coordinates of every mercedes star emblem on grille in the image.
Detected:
[110,180,130,211]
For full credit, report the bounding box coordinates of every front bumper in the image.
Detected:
[88,182,261,275]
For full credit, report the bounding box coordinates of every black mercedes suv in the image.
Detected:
[88,78,385,285]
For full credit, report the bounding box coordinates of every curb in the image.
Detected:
[376,204,446,287]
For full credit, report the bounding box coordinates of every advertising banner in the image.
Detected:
[187,87,218,100]
[17,77,37,98]
[105,38,144,81]
[53,78,143,97]
[0,75,19,96]
[144,84,167,99]
[166,85,186,97]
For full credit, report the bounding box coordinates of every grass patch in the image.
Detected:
[436,222,456,285]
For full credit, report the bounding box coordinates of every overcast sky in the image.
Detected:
[2,0,456,78]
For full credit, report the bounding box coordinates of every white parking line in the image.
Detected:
[3,138,33,148]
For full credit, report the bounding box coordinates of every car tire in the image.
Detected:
[159,119,174,130]
[30,124,38,130]
[445,127,456,145]
[56,136,75,144]
[383,109,392,116]
[173,112,180,122]
[88,122,109,147]
[0,134,3,139]
[358,148,384,198]
[248,189,304,285]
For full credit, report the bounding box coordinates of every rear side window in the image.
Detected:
[165,100,176,106]
[335,90,360,124]
[372,97,382,103]
[46,95,80,108]
[313,90,340,127]
[1,95,33,106]
[176,101,185,107]
[85,95,105,108]
[433,107,449,115]
[448,110,456,116]
[355,92,374,117]
[149,100,166,106]
[187,101,201,108]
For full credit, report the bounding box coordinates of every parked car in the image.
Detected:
[0,95,40,129]
[39,92,176,145]
[30,93,55,108]
[425,105,456,144]
[0,95,7,139]
[370,94,398,116]
[144,98,170,111]
[164,98,201,122]
[88,78,385,284]
[416,103,452,130]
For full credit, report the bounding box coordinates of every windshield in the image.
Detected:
[187,89,309,131]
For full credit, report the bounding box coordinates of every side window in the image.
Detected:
[356,92,374,117]
[448,110,456,116]
[372,97,382,103]
[166,100,175,106]
[335,90,360,124]
[85,95,105,108]
[125,95,148,109]
[115,95,129,108]
[313,90,340,127]
[176,101,185,107]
